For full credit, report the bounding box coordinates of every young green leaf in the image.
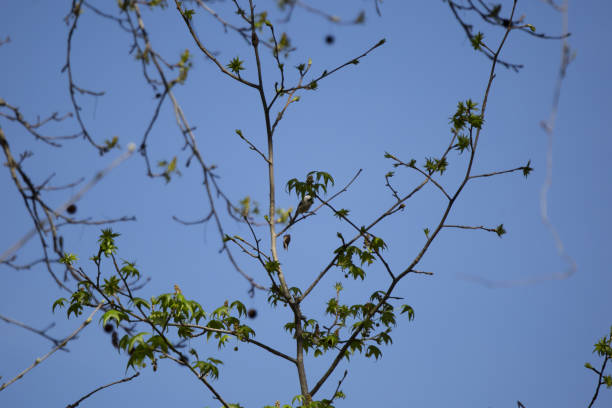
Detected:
[227,57,245,74]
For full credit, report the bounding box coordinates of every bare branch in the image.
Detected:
[0,142,137,264]
[66,372,140,408]
[63,0,107,152]
[443,224,501,235]
[284,38,386,93]
[174,0,258,89]
[469,165,530,179]
[0,302,104,392]
[0,314,70,351]
[235,129,270,163]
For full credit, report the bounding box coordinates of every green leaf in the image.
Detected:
[365,345,382,360]
[471,32,484,50]
[227,57,245,74]
[400,304,415,321]
[183,9,195,20]
[131,297,151,310]
[334,209,349,219]
[212,304,229,318]
[148,335,169,353]
[265,260,280,273]
[104,136,119,150]
[468,113,484,129]
[102,276,121,296]
[120,261,140,278]
[60,253,78,265]
[275,32,291,53]
[349,265,365,280]
[193,358,223,379]
[495,224,506,237]
[52,298,67,313]
[128,332,150,352]
[98,228,120,257]
[425,157,447,174]
[126,343,153,370]
[102,309,127,327]
[230,300,247,317]
[178,325,194,339]
[455,135,470,153]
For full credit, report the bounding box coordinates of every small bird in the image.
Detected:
[283,234,291,250]
[289,195,314,225]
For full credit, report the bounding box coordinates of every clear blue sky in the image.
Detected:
[1,1,611,407]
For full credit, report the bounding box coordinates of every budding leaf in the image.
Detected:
[471,32,484,50]
[183,9,195,20]
[227,57,245,74]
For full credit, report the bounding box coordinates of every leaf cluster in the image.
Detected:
[53,230,255,378]
[283,283,414,362]
[451,99,483,132]
[333,231,386,280]
[585,326,612,389]
[157,156,182,183]
[286,170,335,199]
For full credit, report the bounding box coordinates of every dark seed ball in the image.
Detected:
[66,204,77,214]
[247,308,258,319]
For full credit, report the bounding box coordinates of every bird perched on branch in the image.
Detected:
[289,194,314,225]
[283,234,291,250]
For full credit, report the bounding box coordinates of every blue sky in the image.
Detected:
[1,1,611,407]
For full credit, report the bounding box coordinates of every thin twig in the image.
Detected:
[469,165,529,179]
[66,372,140,408]
[0,302,104,392]
[0,314,69,351]
[0,144,137,263]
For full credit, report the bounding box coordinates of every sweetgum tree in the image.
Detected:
[0,1,609,407]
